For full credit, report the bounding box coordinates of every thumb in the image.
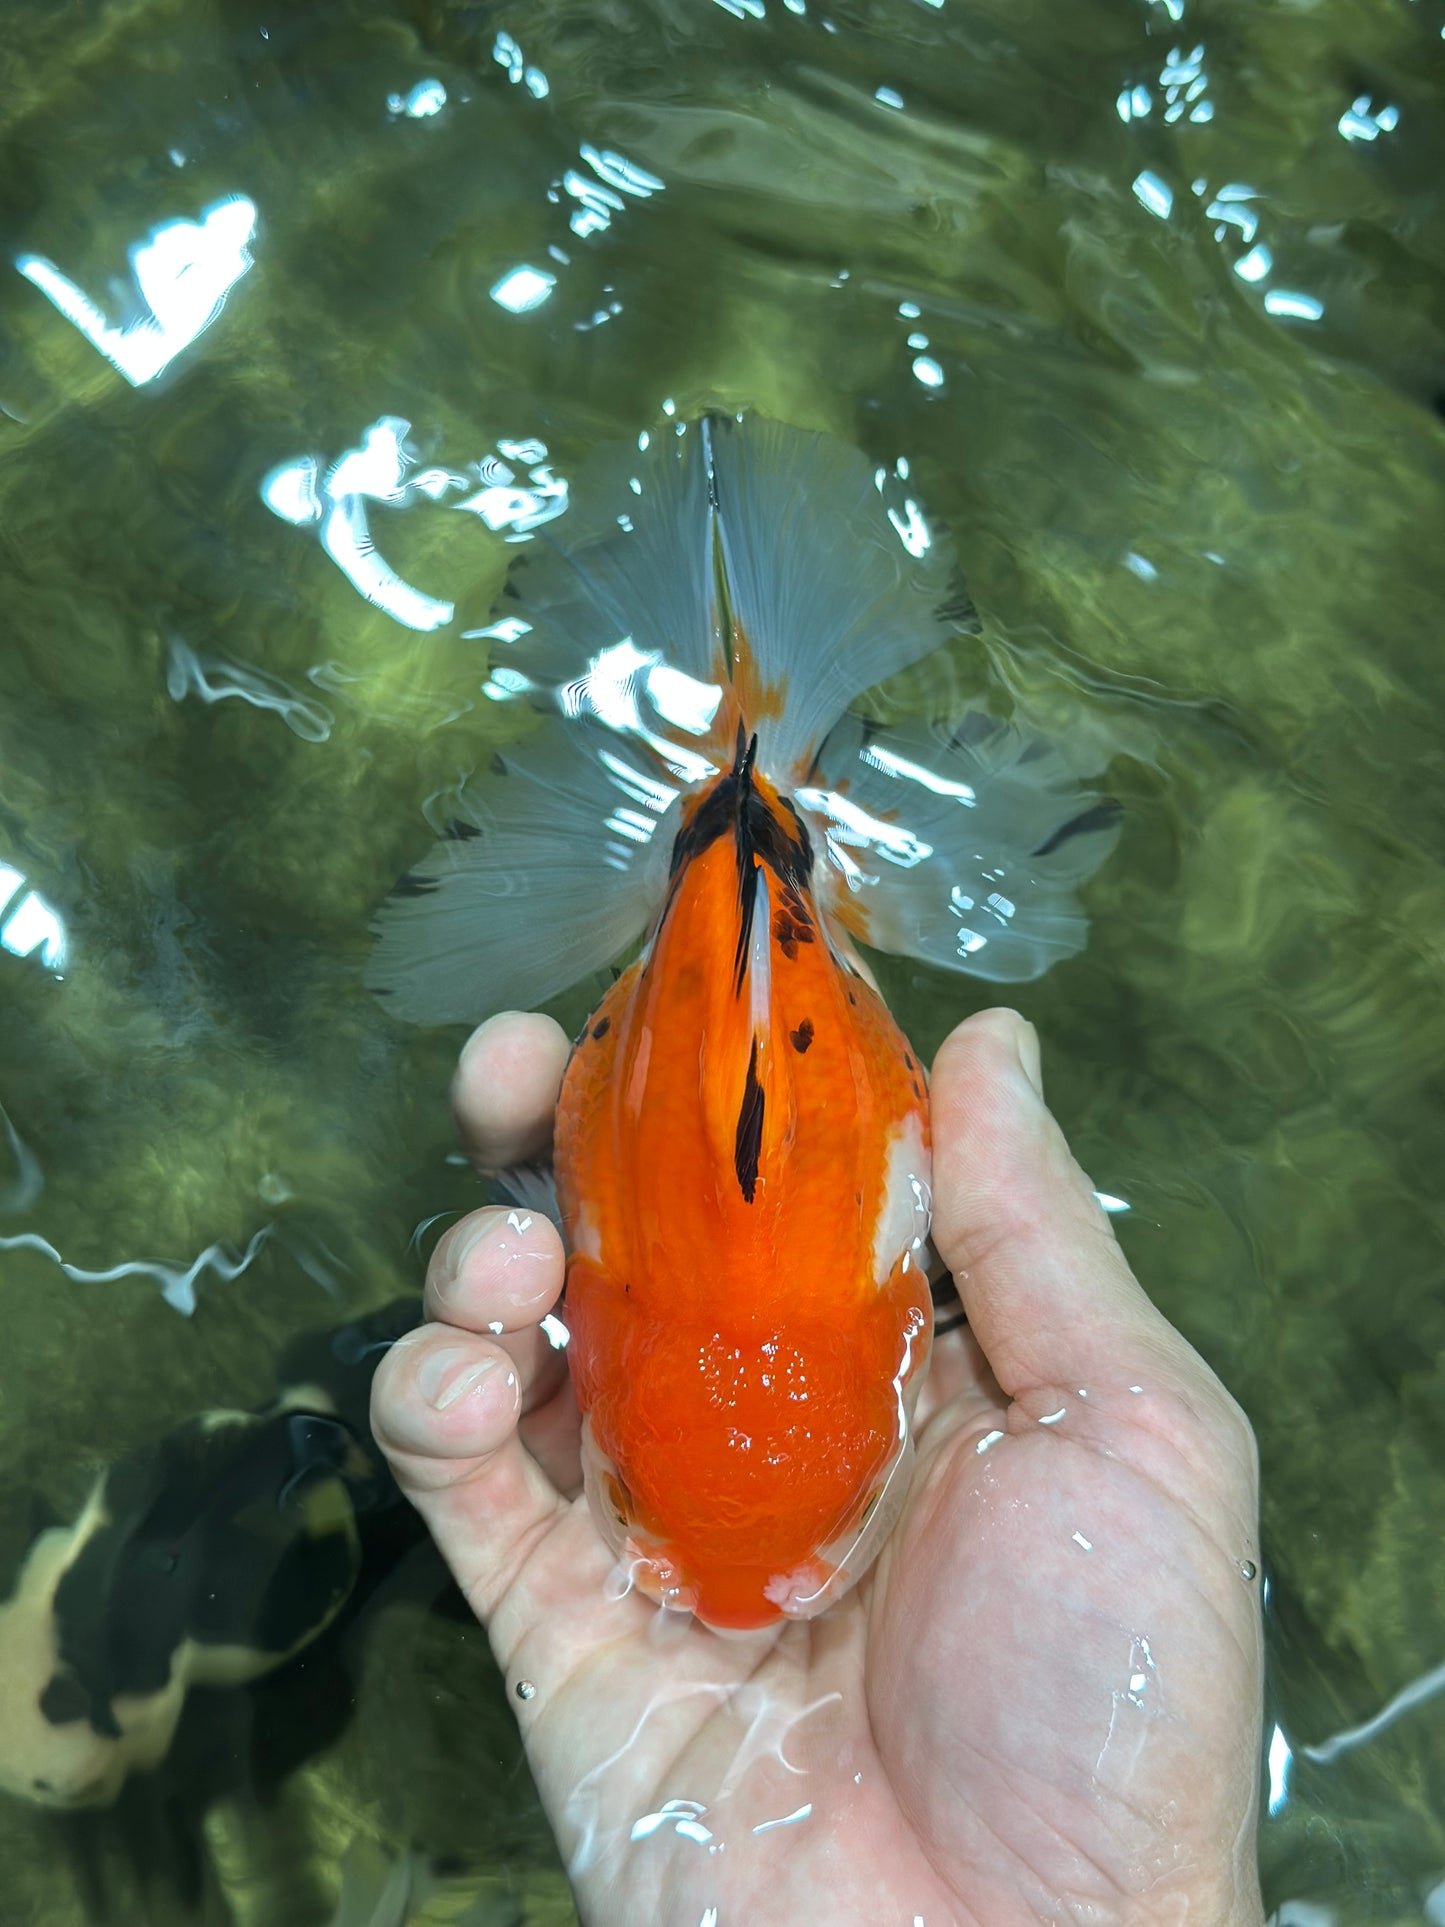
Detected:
[929,1009,1199,1403]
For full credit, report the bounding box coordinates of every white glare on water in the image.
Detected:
[560,146,665,239]
[0,1224,269,1316]
[1268,1723,1293,1815]
[1264,289,1324,321]
[493,31,549,98]
[1338,96,1399,144]
[386,79,447,118]
[491,266,556,312]
[0,865,65,972]
[1132,171,1173,220]
[17,194,256,385]
[264,422,567,634]
[2,892,65,971]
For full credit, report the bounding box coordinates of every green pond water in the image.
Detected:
[1,0,1442,1919]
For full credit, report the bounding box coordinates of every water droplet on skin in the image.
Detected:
[515,1678,537,1700]
[1240,1560,1258,1581]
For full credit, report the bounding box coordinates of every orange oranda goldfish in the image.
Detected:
[370,416,1117,1629]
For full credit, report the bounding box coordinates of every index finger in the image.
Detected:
[452,1012,570,1170]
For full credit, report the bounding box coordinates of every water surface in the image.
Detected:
[1,0,1443,1920]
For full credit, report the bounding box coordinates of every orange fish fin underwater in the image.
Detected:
[364,716,678,1025]
[801,711,1122,983]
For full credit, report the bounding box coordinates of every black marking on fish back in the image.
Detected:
[669,727,815,998]
[1032,798,1122,858]
[734,1037,765,1204]
[771,886,815,960]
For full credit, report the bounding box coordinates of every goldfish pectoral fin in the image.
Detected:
[366,717,674,1024]
[804,711,1122,983]
[707,415,958,782]
[490,1161,562,1234]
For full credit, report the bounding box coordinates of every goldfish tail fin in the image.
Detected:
[479,421,721,698]
[485,417,958,786]
[364,716,676,1024]
[803,713,1121,982]
[706,415,957,783]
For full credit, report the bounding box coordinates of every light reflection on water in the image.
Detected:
[0,0,1442,1920]
[17,195,256,387]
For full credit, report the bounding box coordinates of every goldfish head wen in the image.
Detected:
[570,1281,932,1630]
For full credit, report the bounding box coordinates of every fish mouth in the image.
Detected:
[578,1417,916,1631]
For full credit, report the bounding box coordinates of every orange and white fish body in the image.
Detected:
[368,414,1119,1633]
[556,739,932,1629]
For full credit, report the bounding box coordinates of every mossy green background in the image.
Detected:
[0,0,1442,1919]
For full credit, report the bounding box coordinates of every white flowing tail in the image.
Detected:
[367,415,1119,1024]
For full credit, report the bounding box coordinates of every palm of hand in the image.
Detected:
[373,1012,1264,1927]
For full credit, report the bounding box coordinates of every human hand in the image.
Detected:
[372,1008,1265,1926]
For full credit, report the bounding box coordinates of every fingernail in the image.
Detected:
[446,1211,506,1277]
[417,1346,498,1410]
[1015,1019,1043,1098]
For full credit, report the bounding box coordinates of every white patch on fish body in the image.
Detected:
[869,1113,931,1286]
[748,865,771,1038]
[624,1024,653,1118]
[571,1206,603,1263]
